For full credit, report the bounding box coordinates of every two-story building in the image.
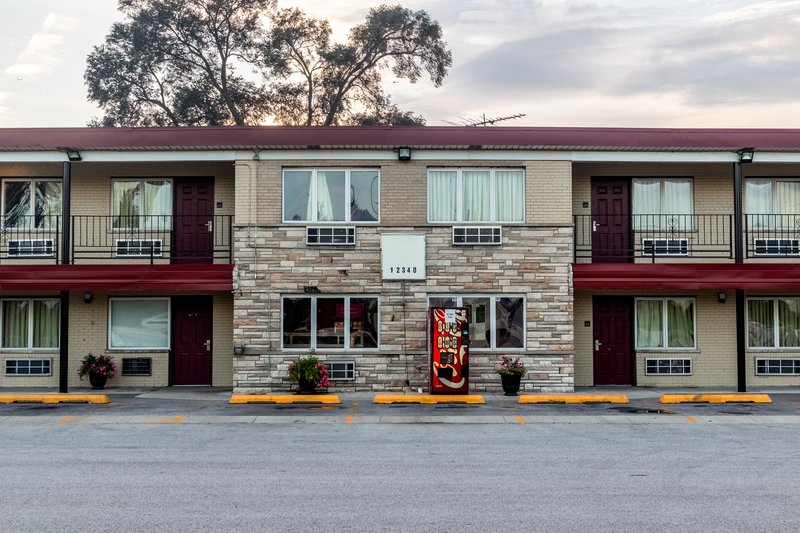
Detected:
[1,126,799,393]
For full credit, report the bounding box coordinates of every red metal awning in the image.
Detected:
[573,263,800,290]
[0,264,233,292]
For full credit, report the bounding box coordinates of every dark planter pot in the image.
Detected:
[297,379,317,393]
[500,373,522,396]
[89,373,108,390]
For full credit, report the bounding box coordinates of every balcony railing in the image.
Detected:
[745,214,800,258]
[0,215,232,264]
[574,214,734,262]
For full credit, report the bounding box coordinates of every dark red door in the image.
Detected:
[593,296,633,385]
[174,177,214,263]
[591,178,631,263]
[172,296,213,385]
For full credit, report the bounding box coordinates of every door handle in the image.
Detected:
[592,220,599,232]
[206,220,213,232]
[204,339,211,351]
[594,339,602,350]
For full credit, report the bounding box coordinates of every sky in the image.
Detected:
[2,0,800,128]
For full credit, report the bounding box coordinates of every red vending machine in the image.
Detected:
[429,307,470,394]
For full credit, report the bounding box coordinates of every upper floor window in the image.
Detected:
[635,298,695,350]
[427,168,524,223]
[283,169,380,223]
[747,297,800,348]
[746,179,800,229]
[2,179,61,229]
[428,295,525,349]
[632,178,693,230]
[1,299,59,349]
[111,179,172,229]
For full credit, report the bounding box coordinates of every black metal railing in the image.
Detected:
[574,214,734,262]
[745,214,800,258]
[70,215,232,263]
[0,215,62,263]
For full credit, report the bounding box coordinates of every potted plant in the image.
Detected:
[496,355,525,396]
[78,352,117,390]
[288,356,330,393]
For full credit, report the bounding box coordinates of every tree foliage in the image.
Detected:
[85,1,451,126]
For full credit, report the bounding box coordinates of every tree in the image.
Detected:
[86,0,274,126]
[86,1,452,126]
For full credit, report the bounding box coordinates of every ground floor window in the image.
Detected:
[428,295,524,349]
[282,296,379,350]
[635,298,695,349]
[747,297,800,348]
[109,298,170,349]
[1,299,59,349]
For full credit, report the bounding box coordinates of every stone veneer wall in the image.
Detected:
[232,225,574,392]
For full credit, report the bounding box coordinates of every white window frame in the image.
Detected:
[1,178,62,229]
[108,297,171,351]
[632,178,694,230]
[0,298,60,351]
[282,168,381,224]
[5,357,53,376]
[110,178,173,230]
[281,295,380,351]
[427,168,525,223]
[634,297,697,351]
[427,295,526,351]
[746,297,800,350]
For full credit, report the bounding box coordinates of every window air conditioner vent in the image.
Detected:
[753,238,800,256]
[326,361,355,381]
[306,226,356,246]
[8,239,55,257]
[452,226,502,246]
[645,358,692,376]
[116,239,163,257]
[642,238,688,256]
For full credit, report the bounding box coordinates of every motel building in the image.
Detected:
[0,126,799,393]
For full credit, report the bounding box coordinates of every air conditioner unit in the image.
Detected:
[116,239,163,257]
[8,239,55,257]
[753,238,800,256]
[642,238,688,256]
[452,226,502,245]
[306,226,356,245]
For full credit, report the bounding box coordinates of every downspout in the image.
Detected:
[59,161,72,393]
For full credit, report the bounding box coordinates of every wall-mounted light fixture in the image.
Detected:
[718,291,726,304]
[397,147,411,161]
[303,286,321,294]
[738,148,755,164]
[83,292,93,304]
[65,149,82,162]
[233,342,245,356]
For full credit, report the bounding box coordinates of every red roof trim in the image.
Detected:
[0,264,232,292]
[2,125,800,151]
[573,263,800,290]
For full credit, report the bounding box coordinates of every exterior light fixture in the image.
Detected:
[83,292,93,304]
[303,286,321,294]
[397,147,411,161]
[718,291,726,304]
[737,148,755,164]
[65,149,82,162]
[233,343,245,356]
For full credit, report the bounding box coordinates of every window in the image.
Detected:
[5,358,52,376]
[2,179,61,229]
[755,358,800,375]
[109,298,170,350]
[283,169,380,223]
[282,296,379,350]
[428,168,524,223]
[428,295,524,350]
[1,299,59,349]
[747,298,800,348]
[632,178,693,230]
[645,358,692,375]
[111,179,172,229]
[635,298,695,349]
[746,179,800,229]
[327,361,355,380]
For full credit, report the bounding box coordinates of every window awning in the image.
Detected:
[573,263,800,290]
[0,264,232,292]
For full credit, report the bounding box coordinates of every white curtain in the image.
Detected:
[315,172,333,221]
[636,300,663,348]
[496,170,524,222]
[747,299,774,347]
[663,179,693,230]
[776,181,800,229]
[632,179,660,230]
[463,171,490,221]
[428,171,457,221]
[746,180,773,229]
[144,181,171,230]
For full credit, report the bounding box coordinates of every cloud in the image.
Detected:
[4,12,78,80]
